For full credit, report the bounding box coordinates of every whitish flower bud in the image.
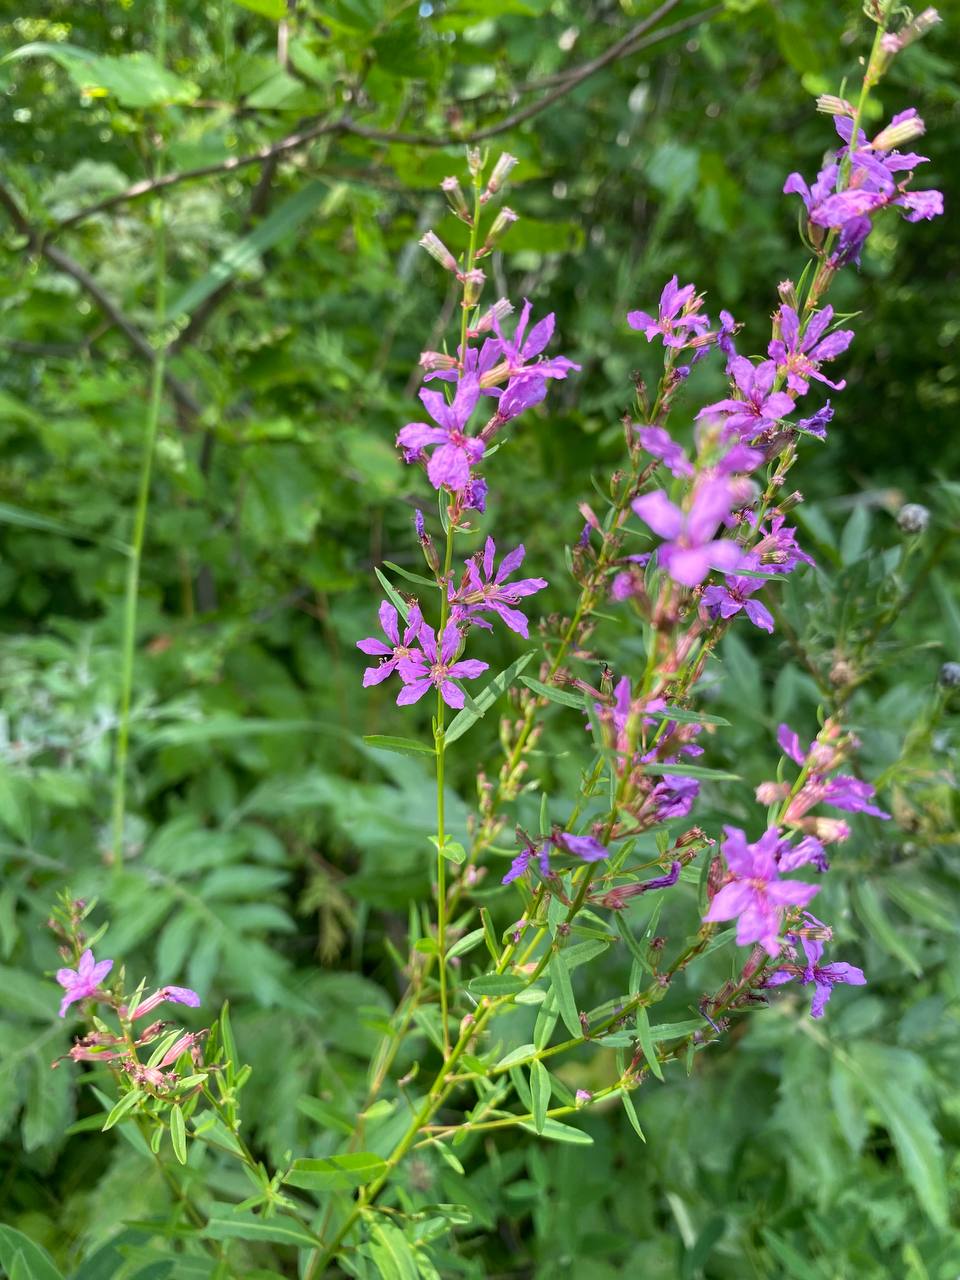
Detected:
[881,7,940,54]
[777,279,799,309]
[466,147,483,178]
[469,297,513,336]
[874,115,926,152]
[419,350,458,373]
[939,661,960,688]
[419,230,458,273]
[575,1089,592,1105]
[482,152,518,202]
[756,781,789,805]
[897,502,930,534]
[816,94,855,117]
[441,175,470,221]
[478,206,518,256]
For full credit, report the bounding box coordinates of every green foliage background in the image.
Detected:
[0,0,958,1276]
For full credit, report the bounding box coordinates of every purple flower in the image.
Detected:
[703,826,819,956]
[698,357,796,441]
[632,479,743,587]
[768,306,854,395]
[492,299,580,384]
[777,836,829,874]
[796,401,834,440]
[464,476,487,513]
[784,111,943,266]
[357,601,424,687]
[500,830,608,885]
[627,276,710,349]
[636,425,694,478]
[701,556,776,633]
[649,775,699,822]
[131,985,202,1019]
[450,537,547,638]
[822,775,891,819]
[396,374,483,492]
[766,915,866,1017]
[56,949,113,1018]
[396,619,488,710]
[753,513,814,573]
[502,841,551,885]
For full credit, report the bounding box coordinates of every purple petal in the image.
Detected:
[397,421,447,449]
[357,636,392,656]
[427,442,472,492]
[704,880,755,922]
[632,491,683,540]
[397,679,432,706]
[744,599,775,633]
[440,680,465,709]
[439,619,461,664]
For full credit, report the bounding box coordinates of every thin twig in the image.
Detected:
[0,181,202,420]
[55,0,711,232]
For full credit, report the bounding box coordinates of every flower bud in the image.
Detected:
[470,297,513,336]
[575,1088,592,1106]
[803,817,851,844]
[896,502,930,534]
[777,279,799,310]
[477,206,518,256]
[419,350,458,374]
[874,114,926,152]
[483,152,517,200]
[441,175,470,221]
[756,781,789,805]
[459,267,485,305]
[880,8,940,55]
[816,94,855,117]
[466,147,483,178]
[419,230,458,274]
[939,661,960,688]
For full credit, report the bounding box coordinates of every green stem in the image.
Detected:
[435,519,456,1057]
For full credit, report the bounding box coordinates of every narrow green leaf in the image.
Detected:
[382,560,437,589]
[447,927,485,960]
[373,566,411,620]
[203,1214,321,1247]
[519,676,585,709]
[650,705,731,726]
[296,1097,354,1135]
[444,650,536,745]
[634,1007,664,1081]
[468,973,525,998]
[620,1088,646,1141]
[283,1151,388,1191]
[549,952,581,1039]
[643,763,741,781]
[101,1089,144,1131]
[170,1106,187,1165]
[362,734,435,760]
[530,1060,550,1134]
[495,1043,538,1070]
[370,1221,419,1280]
[171,181,328,316]
[0,501,130,554]
[480,907,501,964]
[518,1116,592,1144]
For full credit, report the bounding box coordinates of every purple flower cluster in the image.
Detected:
[704,827,820,956]
[784,110,944,266]
[765,914,866,1018]
[358,537,547,707]
[400,298,578,498]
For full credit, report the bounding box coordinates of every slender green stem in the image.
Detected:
[111,4,169,875]
[435,519,456,1057]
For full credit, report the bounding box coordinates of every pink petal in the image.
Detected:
[440,681,465,709]
[427,443,471,492]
